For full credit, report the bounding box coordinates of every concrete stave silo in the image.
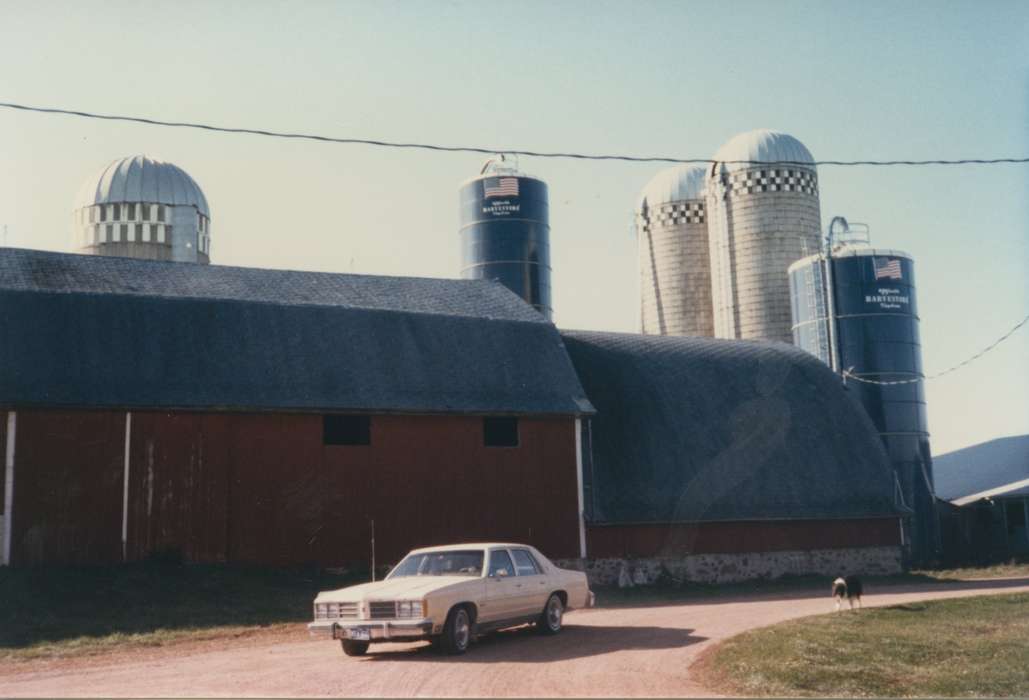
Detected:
[459,159,552,319]
[635,165,713,336]
[706,130,822,343]
[789,237,939,564]
[73,155,211,264]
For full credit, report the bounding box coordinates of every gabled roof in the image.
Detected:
[933,435,1029,504]
[561,330,905,523]
[0,248,593,416]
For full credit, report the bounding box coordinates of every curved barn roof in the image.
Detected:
[74,155,210,217]
[0,248,592,416]
[562,330,904,523]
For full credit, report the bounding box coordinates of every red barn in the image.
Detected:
[1,249,906,582]
[0,249,593,568]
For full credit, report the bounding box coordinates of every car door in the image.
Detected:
[510,548,549,615]
[481,548,521,622]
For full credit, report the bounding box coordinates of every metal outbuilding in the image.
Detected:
[933,435,1029,563]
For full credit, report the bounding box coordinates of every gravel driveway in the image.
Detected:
[2,577,1028,698]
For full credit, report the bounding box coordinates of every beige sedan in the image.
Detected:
[309,542,594,656]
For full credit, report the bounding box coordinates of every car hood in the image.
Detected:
[314,576,479,602]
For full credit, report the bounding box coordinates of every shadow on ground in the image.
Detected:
[360,623,707,663]
[0,562,360,649]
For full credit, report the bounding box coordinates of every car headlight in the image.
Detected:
[397,600,426,618]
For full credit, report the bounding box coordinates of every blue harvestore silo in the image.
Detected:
[459,159,552,320]
[789,224,940,565]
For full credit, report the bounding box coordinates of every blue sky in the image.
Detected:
[1,0,1026,454]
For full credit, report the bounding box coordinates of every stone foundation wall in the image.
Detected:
[556,546,902,586]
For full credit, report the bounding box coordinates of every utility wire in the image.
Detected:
[3,101,1029,167]
[842,313,1029,386]
[4,100,1025,384]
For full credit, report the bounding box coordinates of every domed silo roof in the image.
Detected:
[636,164,707,212]
[73,155,210,217]
[712,129,815,173]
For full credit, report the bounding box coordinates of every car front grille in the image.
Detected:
[315,602,358,620]
[369,602,396,619]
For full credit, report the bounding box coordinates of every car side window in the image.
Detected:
[488,549,514,577]
[511,549,540,576]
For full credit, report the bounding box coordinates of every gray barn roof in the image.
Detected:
[933,435,1029,504]
[0,248,593,415]
[561,330,905,523]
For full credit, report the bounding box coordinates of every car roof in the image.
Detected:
[407,542,534,554]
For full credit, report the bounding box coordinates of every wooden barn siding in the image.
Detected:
[586,518,901,558]
[11,410,125,565]
[12,410,580,566]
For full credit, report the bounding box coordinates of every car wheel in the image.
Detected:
[341,639,370,657]
[441,606,472,655]
[538,593,563,635]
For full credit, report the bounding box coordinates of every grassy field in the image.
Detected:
[914,558,1029,580]
[695,593,1029,697]
[0,561,360,662]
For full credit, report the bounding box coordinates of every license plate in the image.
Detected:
[347,628,370,641]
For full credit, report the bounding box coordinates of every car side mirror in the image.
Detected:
[494,568,510,578]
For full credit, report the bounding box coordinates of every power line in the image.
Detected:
[3,100,1028,167]
[842,313,1029,386]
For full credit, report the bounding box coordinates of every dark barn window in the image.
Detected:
[483,417,518,447]
[323,415,371,446]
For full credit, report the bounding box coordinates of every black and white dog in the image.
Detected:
[832,575,863,611]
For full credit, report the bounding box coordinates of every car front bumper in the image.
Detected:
[308,619,435,642]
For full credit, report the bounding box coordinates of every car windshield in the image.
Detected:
[387,550,484,578]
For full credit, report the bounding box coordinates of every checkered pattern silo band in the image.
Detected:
[728,168,817,197]
[642,201,705,229]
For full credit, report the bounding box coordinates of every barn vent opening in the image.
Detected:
[323,415,371,446]
[483,417,519,447]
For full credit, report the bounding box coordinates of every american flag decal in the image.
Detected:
[874,257,903,280]
[484,177,519,199]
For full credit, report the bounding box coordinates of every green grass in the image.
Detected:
[914,556,1029,581]
[0,561,362,662]
[696,593,1029,697]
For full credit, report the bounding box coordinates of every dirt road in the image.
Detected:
[3,577,1028,698]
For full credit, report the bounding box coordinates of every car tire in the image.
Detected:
[441,606,472,655]
[341,639,370,657]
[538,593,563,635]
